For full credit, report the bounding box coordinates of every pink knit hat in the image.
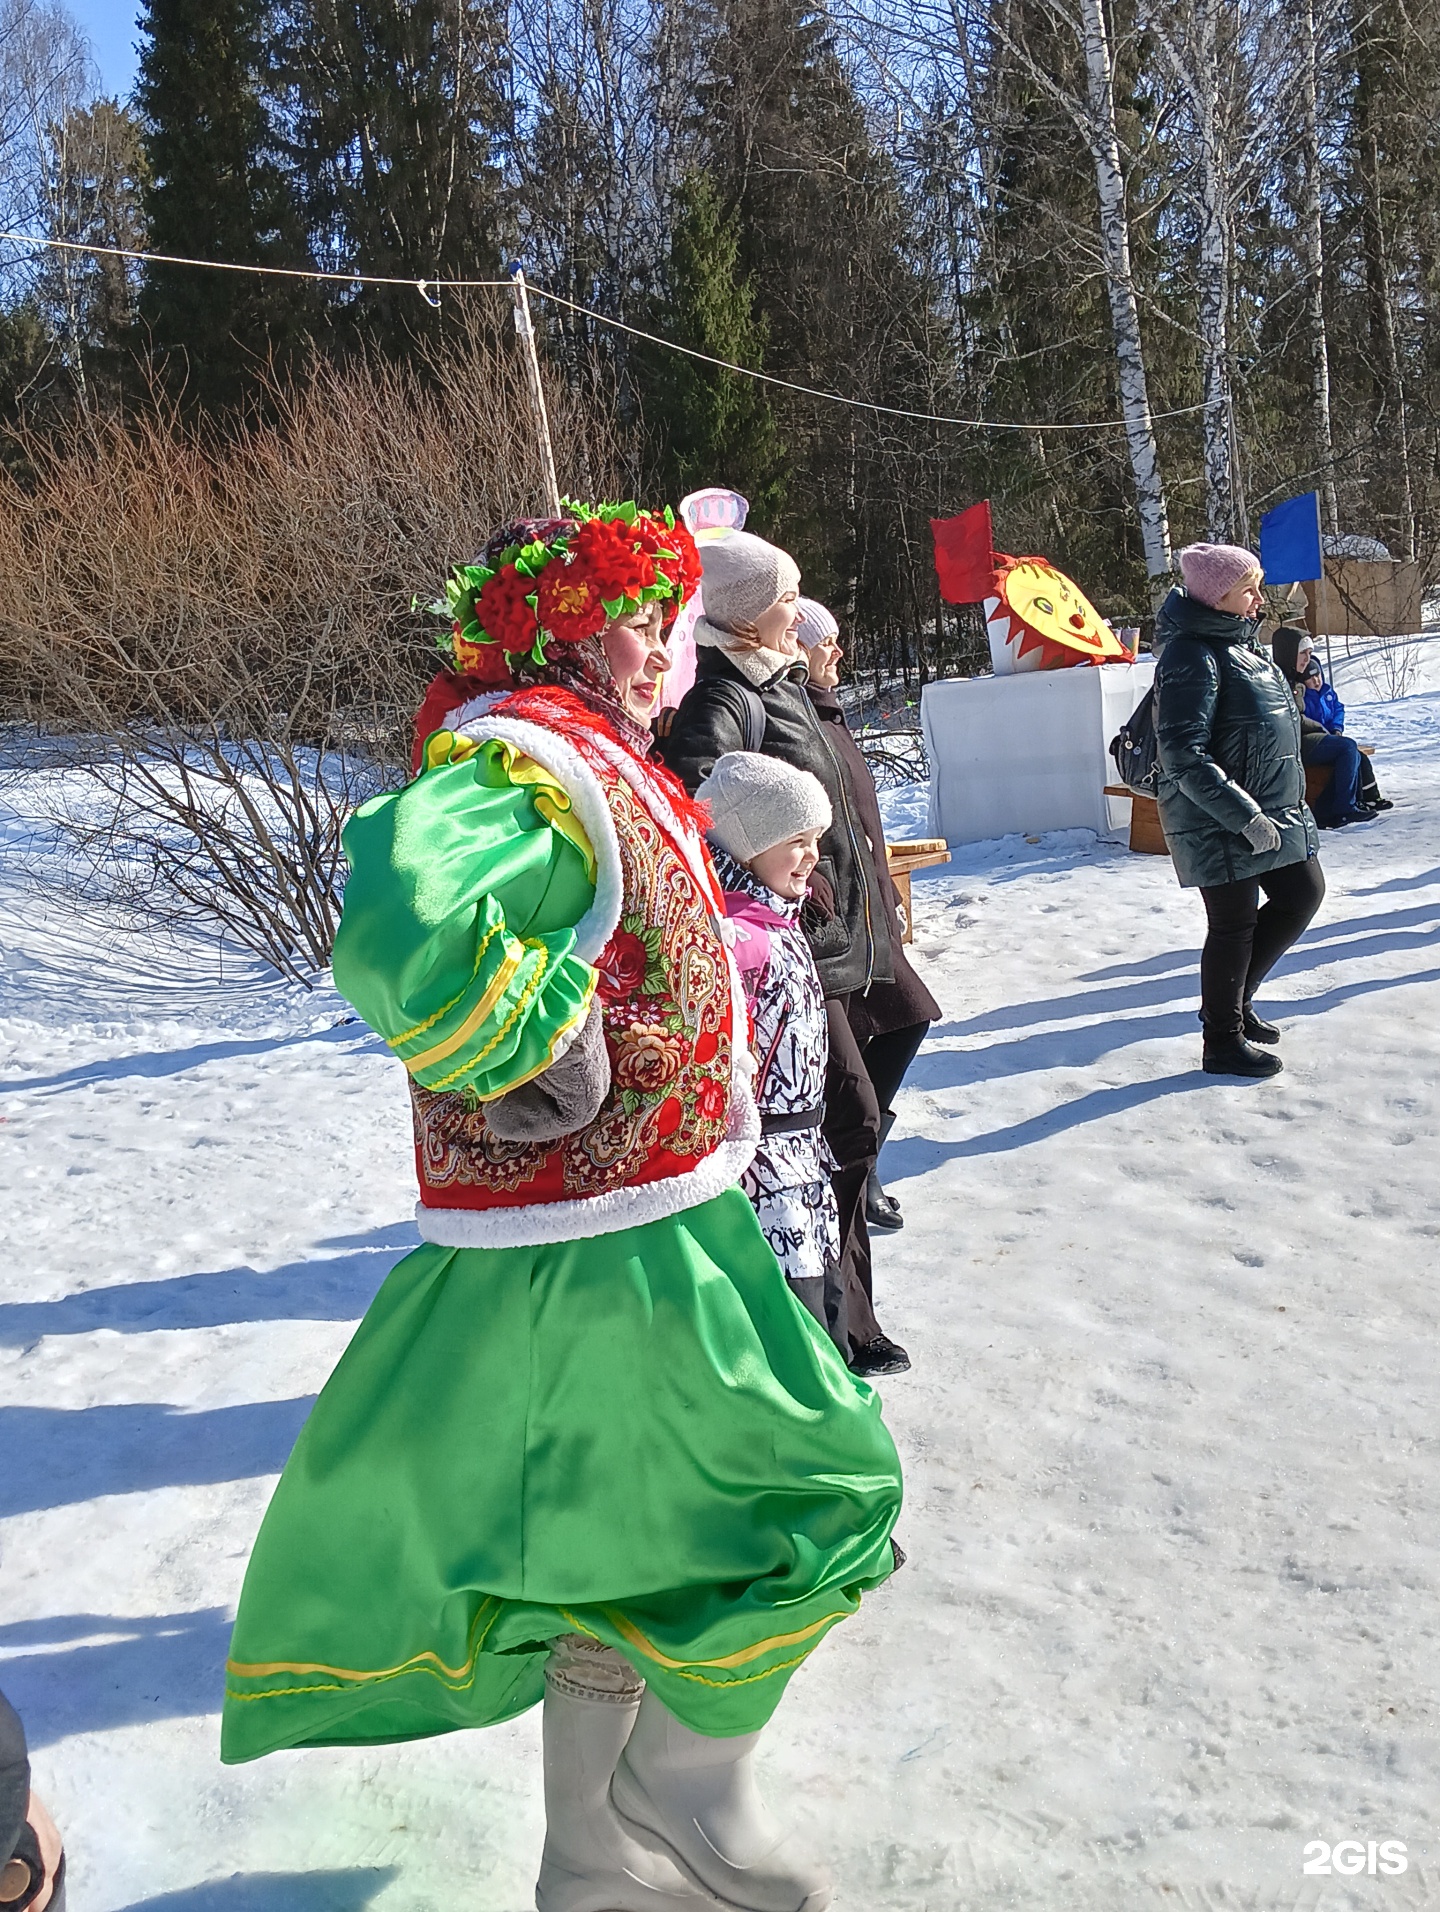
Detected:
[1179,542,1262,609]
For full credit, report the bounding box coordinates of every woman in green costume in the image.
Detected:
[221,505,903,1912]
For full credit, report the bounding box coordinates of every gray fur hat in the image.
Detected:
[697,752,832,862]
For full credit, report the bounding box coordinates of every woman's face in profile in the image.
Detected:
[1214,575,1265,619]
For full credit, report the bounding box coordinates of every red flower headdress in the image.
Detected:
[435,500,702,674]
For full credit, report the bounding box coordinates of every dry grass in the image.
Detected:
[0,328,626,979]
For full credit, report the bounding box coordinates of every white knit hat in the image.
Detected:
[794,597,839,649]
[696,531,801,639]
[696,752,832,862]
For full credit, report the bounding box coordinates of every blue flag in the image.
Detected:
[1259,492,1322,584]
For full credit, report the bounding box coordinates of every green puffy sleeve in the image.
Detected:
[332,731,599,1099]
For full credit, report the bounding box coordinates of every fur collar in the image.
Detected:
[692,615,798,687]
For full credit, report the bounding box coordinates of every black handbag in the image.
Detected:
[1109,687,1159,795]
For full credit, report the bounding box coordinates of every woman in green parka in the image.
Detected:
[1154,542,1325,1080]
[219,504,902,1912]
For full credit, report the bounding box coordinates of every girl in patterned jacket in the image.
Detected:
[697,752,847,1353]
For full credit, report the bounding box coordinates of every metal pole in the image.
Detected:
[1319,565,1334,681]
[508,265,562,518]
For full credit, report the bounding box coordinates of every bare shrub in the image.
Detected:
[0,326,625,981]
[1355,634,1425,704]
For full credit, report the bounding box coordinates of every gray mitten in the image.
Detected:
[483,1002,611,1143]
[1240,813,1283,854]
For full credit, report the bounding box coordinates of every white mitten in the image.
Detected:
[1241,813,1282,854]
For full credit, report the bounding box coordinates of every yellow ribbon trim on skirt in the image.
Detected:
[227,1597,501,1689]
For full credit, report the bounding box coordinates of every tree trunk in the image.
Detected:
[1188,0,1234,540]
[1076,0,1173,582]
[1357,122,1415,560]
[1300,0,1338,537]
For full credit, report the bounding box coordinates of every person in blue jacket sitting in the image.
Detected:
[1301,655,1391,811]
[1301,658,1346,733]
[1272,627,1390,825]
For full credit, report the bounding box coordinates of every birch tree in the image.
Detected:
[970,0,1177,579]
[0,0,92,290]
[1147,0,1236,539]
[1298,0,1337,536]
[1075,0,1172,578]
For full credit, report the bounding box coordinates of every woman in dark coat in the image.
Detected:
[1154,543,1324,1079]
[794,598,940,1231]
[660,531,910,1376]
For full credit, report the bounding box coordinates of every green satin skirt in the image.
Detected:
[221,1187,902,1763]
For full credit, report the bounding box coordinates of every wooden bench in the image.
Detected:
[1103,786,1169,855]
[1305,745,1374,808]
[886,838,951,942]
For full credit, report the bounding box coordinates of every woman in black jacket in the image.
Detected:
[660,532,909,1376]
[795,598,940,1232]
[1154,543,1325,1079]
[660,533,894,1002]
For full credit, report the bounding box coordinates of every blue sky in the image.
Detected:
[70,0,143,100]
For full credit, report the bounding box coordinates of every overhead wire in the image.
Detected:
[0,227,1209,435]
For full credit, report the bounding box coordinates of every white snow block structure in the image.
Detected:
[922,657,1155,847]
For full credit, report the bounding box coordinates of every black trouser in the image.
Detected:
[823,999,883,1354]
[860,1020,930,1118]
[1199,857,1326,1038]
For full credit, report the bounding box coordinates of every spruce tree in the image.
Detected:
[681,0,947,638]
[271,0,509,358]
[643,172,787,517]
[137,0,310,408]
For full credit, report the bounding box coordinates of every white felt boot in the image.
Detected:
[610,1691,832,1912]
[536,1650,719,1912]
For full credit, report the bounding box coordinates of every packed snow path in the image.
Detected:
[2,651,1438,1910]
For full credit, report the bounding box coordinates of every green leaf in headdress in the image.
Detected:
[514,539,552,578]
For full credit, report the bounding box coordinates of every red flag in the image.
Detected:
[931,500,995,604]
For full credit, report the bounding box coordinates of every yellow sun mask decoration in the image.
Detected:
[931,499,1135,674]
[986,557,1131,673]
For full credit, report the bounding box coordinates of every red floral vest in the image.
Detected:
[410,687,754,1244]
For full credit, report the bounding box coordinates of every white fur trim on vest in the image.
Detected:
[446,690,510,730]
[452,711,623,964]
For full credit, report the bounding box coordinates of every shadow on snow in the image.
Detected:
[0,1396,315,1518]
[0,1223,414,1349]
[0,1609,233,1748]
[929,900,1439,1043]
[111,1871,400,1912]
[1,1020,379,1097]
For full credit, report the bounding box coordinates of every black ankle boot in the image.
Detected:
[849,1333,911,1376]
[866,1111,904,1230]
[1242,1005,1280,1044]
[1203,1034,1283,1078]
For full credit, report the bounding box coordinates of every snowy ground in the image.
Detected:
[3,647,1439,1911]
